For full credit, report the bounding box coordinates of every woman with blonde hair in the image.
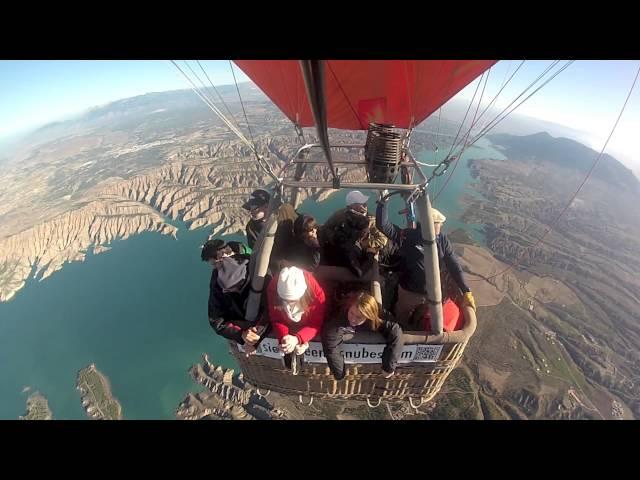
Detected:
[322,291,404,380]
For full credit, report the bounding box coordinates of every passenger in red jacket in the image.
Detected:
[267,266,326,363]
[409,298,465,333]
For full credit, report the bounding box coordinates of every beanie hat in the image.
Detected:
[277,266,307,301]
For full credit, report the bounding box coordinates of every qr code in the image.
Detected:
[414,345,442,362]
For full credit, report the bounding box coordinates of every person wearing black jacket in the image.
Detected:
[241,189,299,270]
[375,196,476,325]
[201,239,269,351]
[322,291,404,380]
[242,189,271,250]
[284,214,321,272]
[320,209,376,278]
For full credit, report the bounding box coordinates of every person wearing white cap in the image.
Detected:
[376,196,476,327]
[318,190,381,278]
[322,190,370,236]
[345,190,370,216]
[266,266,327,367]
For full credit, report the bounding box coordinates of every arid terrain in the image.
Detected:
[3,85,638,420]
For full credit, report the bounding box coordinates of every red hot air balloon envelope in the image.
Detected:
[234,60,497,131]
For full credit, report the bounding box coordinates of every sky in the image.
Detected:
[453,60,640,172]
[1,60,639,174]
[0,60,249,139]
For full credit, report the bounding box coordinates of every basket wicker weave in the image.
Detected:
[230,304,476,403]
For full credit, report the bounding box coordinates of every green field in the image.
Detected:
[76,365,122,420]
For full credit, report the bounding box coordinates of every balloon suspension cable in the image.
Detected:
[467,60,571,149]
[470,60,525,137]
[448,68,491,156]
[433,107,442,164]
[229,60,282,184]
[435,60,573,203]
[433,69,491,202]
[170,60,281,185]
[468,62,640,284]
[294,113,306,144]
[444,71,484,161]
[196,60,239,126]
[188,60,278,181]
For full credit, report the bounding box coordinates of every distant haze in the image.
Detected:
[2,76,639,180]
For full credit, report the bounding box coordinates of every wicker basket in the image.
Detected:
[230,304,476,404]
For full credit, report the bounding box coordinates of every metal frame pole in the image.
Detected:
[415,192,444,334]
[245,196,280,322]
